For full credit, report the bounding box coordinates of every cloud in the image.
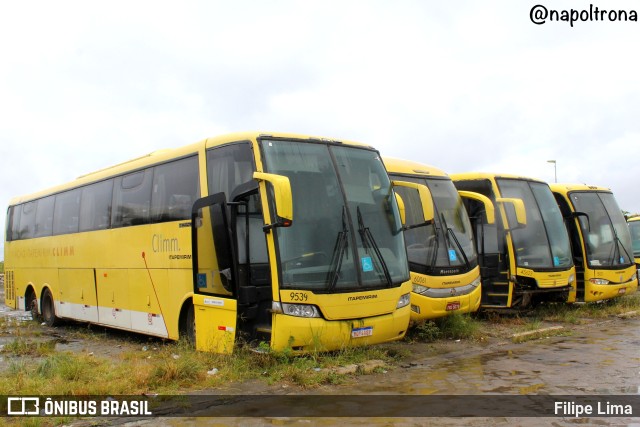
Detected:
[2,1,640,259]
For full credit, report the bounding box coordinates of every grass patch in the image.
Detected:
[1,338,56,357]
[531,303,583,324]
[0,338,401,396]
[526,293,640,324]
[1,293,638,399]
[0,317,43,337]
[407,313,481,343]
[579,293,640,318]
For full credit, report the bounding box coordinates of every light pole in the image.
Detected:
[547,160,557,183]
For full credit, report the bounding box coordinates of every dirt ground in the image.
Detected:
[3,280,639,426]
[1,278,636,379]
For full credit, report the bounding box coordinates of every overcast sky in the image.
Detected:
[2,1,640,259]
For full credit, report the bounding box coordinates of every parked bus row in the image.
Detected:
[4,132,638,354]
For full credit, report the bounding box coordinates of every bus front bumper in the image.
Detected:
[410,283,482,321]
[584,279,638,302]
[270,305,411,352]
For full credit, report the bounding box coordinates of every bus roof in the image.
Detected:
[628,216,640,223]
[8,131,374,206]
[549,183,612,194]
[382,157,448,178]
[449,171,547,183]
[203,131,372,150]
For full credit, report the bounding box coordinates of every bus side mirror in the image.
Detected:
[253,172,293,227]
[391,180,434,223]
[394,192,406,225]
[497,197,527,228]
[457,190,495,224]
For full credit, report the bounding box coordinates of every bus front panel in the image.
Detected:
[272,282,411,352]
[409,270,482,320]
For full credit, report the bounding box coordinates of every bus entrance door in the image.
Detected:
[191,193,237,354]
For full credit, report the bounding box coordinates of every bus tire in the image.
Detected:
[26,288,40,321]
[180,302,195,345]
[41,288,59,327]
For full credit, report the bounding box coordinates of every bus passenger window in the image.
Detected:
[34,196,55,238]
[113,169,153,227]
[19,201,37,239]
[53,189,81,235]
[151,156,199,222]
[79,179,114,232]
[6,205,20,241]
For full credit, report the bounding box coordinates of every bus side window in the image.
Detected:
[480,223,499,254]
[34,196,55,238]
[151,156,199,222]
[6,205,19,241]
[53,189,81,235]
[18,201,36,239]
[80,179,114,232]
[235,196,266,263]
[207,142,254,199]
[113,169,153,227]
[463,198,498,255]
[19,201,37,239]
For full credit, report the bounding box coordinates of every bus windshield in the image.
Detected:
[395,176,477,274]
[497,179,572,269]
[260,139,409,292]
[571,192,633,267]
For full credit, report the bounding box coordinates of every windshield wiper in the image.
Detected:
[357,206,393,286]
[441,213,470,269]
[429,221,440,268]
[326,206,349,290]
[610,225,633,266]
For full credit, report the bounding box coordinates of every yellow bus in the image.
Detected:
[551,184,638,302]
[628,216,640,265]
[4,132,417,353]
[451,173,576,309]
[384,157,494,320]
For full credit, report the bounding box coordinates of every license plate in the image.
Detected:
[618,288,627,295]
[446,301,461,311]
[351,326,373,338]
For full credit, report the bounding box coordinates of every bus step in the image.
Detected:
[255,324,272,334]
[481,304,508,309]
[486,293,509,297]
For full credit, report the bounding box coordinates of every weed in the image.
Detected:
[147,351,206,389]
[408,320,441,342]
[437,313,480,340]
[2,338,56,357]
[407,313,480,342]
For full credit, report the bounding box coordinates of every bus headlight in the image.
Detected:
[278,302,321,318]
[412,284,429,295]
[470,276,481,288]
[397,293,411,309]
[589,278,610,285]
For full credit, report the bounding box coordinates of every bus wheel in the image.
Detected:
[41,289,59,327]
[26,289,40,321]
[180,303,195,345]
